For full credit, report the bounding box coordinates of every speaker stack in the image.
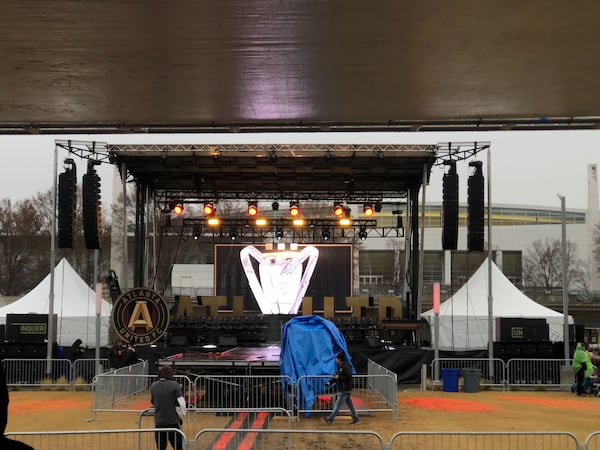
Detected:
[467,161,485,252]
[442,160,459,250]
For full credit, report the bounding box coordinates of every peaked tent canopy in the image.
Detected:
[422,258,572,351]
[0,258,113,348]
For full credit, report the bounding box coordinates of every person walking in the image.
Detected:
[321,352,360,425]
[150,366,186,450]
[573,342,594,395]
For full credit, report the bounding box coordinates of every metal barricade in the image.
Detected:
[91,370,193,418]
[71,358,110,386]
[584,430,600,450]
[191,374,295,414]
[430,358,506,390]
[390,431,580,450]
[295,374,396,420]
[194,428,386,450]
[506,358,572,390]
[6,428,187,450]
[2,358,72,389]
[367,359,398,417]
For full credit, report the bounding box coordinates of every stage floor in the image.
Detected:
[161,345,282,371]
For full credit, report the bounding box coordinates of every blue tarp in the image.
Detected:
[280,315,354,414]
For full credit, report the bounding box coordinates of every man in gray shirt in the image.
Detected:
[150,365,186,450]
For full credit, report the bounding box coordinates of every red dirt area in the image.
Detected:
[402,397,498,413]
[9,396,91,416]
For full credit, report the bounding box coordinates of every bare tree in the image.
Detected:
[0,198,49,295]
[522,238,586,293]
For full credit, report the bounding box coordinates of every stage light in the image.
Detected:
[363,203,374,216]
[172,202,184,215]
[289,201,300,217]
[248,201,258,216]
[203,202,215,216]
[207,217,220,226]
[292,218,305,226]
[229,229,238,240]
[275,226,284,240]
[322,229,331,240]
[333,202,344,217]
[255,218,268,226]
[374,202,382,213]
[358,226,368,240]
[193,230,200,240]
[272,201,279,211]
[339,217,351,226]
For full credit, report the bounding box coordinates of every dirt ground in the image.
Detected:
[5,387,600,444]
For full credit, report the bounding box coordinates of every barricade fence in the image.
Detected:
[193,428,386,450]
[11,429,600,450]
[389,431,580,450]
[295,374,397,420]
[430,358,574,391]
[92,371,193,417]
[6,428,187,450]
[1,358,110,389]
[367,359,398,416]
[90,371,397,421]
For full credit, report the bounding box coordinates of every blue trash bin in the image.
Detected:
[441,368,460,392]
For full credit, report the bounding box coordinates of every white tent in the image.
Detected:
[422,258,573,351]
[0,258,113,348]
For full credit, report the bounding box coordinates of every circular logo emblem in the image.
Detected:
[112,288,170,346]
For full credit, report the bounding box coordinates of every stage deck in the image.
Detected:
[160,346,281,371]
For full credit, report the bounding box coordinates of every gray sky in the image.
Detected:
[0,130,598,210]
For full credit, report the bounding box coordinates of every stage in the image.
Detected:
[156,344,432,382]
[159,345,282,374]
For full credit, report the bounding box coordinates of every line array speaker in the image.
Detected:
[57,163,76,248]
[467,161,484,252]
[442,160,459,250]
[82,163,102,249]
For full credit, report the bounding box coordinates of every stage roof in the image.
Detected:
[106,143,441,203]
[3,1,600,135]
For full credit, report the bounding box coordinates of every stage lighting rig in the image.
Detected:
[358,226,368,240]
[203,202,215,216]
[333,202,344,217]
[248,201,258,217]
[289,201,300,217]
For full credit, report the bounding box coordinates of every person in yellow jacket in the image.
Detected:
[573,342,594,395]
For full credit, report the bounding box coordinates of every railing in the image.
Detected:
[430,358,574,391]
[8,429,594,450]
[6,428,187,450]
[389,431,579,450]
[295,374,397,420]
[2,358,110,389]
[430,357,506,390]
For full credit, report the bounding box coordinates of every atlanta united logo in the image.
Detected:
[112,288,170,346]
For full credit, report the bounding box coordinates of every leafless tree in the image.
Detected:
[0,198,49,295]
[522,238,586,294]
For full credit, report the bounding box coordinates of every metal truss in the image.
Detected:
[173,217,402,241]
[9,116,600,135]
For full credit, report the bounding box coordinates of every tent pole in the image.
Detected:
[47,143,58,376]
[487,146,494,381]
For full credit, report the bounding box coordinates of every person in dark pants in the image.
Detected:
[321,352,360,425]
[1,365,35,449]
[573,342,593,395]
[150,365,186,450]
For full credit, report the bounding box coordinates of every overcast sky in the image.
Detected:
[1,130,598,210]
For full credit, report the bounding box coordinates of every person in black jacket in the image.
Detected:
[1,364,35,449]
[321,352,360,425]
